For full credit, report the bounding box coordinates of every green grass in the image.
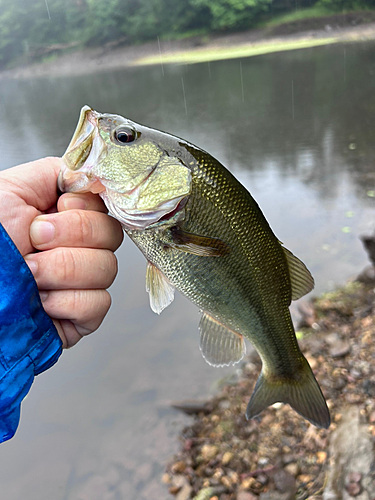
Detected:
[133,37,339,67]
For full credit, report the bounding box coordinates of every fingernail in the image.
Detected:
[25,257,38,275]
[30,219,55,245]
[39,291,49,302]
[61,195,87,211]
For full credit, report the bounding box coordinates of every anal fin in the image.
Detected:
[146,262,175,314]
[199,312,246,367]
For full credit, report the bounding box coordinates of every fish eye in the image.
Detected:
[114,127,136,145]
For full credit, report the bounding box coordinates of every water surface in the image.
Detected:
[1,41,375,499]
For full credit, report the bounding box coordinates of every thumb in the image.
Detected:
[0,157,62,212]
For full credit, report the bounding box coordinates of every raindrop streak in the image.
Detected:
[181,77,188,116]
[343,47,346,82]
[291,79,295,120]
[44,0,51,20]
[157,36,164,77]
[240,61,245,102]
[208,61,211,79]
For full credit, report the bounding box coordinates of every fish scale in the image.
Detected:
[59,106,330,429]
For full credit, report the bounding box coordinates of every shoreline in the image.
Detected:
[164,275,375,499]
[1,19,375,80]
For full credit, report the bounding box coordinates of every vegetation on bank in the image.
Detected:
[0,0,375,69]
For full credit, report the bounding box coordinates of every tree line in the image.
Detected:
[0,0,373,68]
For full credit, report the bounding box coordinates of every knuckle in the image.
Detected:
[70,210,94,245]
[54,247,77,283]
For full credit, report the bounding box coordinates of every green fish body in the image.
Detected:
[59,106,330,429]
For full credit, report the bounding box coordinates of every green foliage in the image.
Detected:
[81,0,125,44]
[316,0,375,10]
[191,0,273,30]
[0,0,374,68]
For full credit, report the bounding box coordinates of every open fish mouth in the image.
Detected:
[59,105,192,231]
[58,105,106,193]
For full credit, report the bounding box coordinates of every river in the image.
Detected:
[0,41,375,499]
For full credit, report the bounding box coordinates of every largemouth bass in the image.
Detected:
[59,106,330,429]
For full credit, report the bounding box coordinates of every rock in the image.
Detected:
[221,451,233,465]
[171,461,186,474]
[171,400,213,415]
[325,332,340,345]
[259,492,294,500]
[298,474,313,484]
[323,407,375,500]
[273,469,296,493]
[347,471,362,484]
[221,476,232,488]
[161,473,171,484]
[257,473,268,486]
[317,451,327,464]
[356,265,375,284]
[240,477,256,490]
[297,301,316,329]
[333,377,347,390]
[363,379,375,398]
[237,492,258,500]
[285,463,299,476]
[282,454,296,465]
[201,444,219,461]
[346,393,361,404]
[345,482,362,496]
[172,475,193,500]
[360,236,375,266]
[329,340,350,358]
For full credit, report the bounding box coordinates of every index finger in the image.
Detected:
[58,192,108,213]
[30,210,124,251]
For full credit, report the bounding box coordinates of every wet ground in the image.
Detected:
[165,277,375,499]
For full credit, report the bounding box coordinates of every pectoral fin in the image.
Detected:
[170,226,230,257]
[282,247,314,300]
[199,312,246,367]
[146,262,175,314]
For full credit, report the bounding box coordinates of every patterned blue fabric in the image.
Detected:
[0,224,62,443]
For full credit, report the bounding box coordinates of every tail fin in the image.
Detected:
[246,358,330,429]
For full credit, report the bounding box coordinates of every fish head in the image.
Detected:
[59,106,192,230]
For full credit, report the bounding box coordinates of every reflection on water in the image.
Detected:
[1,42,375,499]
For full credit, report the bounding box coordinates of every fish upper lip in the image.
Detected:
[65,105,96,152]
[60,105,106,192]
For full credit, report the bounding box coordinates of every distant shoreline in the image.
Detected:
[1,19,375,80]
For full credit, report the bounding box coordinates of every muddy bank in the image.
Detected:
[2,11,375,80]
[163,274,375,500]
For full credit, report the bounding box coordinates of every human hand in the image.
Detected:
[0,157,123,348]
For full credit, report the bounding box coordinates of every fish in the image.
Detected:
[59,105,330,429]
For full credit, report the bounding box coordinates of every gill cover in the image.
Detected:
[60,106,192,230]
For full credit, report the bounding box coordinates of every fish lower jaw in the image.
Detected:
[58,167,106,194]
[101,192,186,231]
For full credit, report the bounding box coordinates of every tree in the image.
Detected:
[190,0,273,31]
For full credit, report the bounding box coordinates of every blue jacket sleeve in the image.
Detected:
[0,224,62,443]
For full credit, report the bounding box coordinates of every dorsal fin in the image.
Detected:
[199,312,246,367]
[282,247,314,300]
[145,261,175,314]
